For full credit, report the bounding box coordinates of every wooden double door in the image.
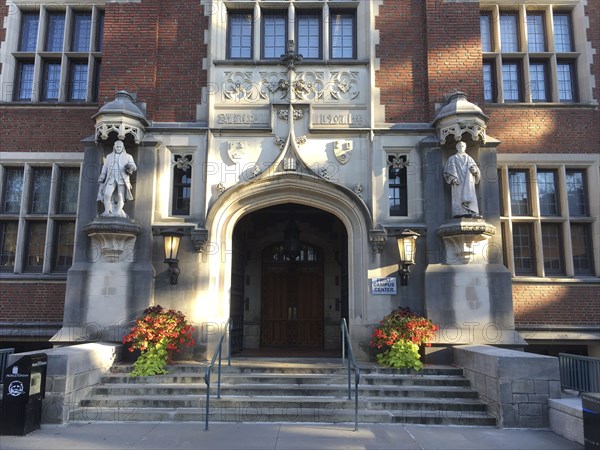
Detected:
[261,262,324,348]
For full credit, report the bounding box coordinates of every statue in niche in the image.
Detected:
[97,140,137,218]
[443,141,481,218]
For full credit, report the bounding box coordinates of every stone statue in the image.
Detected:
[97,140,137,218]
[443,141,481,218]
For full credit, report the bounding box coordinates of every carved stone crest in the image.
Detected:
[334,140,353,165]
[227,141,246,162]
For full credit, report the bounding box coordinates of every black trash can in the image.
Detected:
[583,392,600,450]
[0,353,47,436]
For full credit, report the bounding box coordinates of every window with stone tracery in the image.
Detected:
[388,155,408,217]
[172,155,192,216]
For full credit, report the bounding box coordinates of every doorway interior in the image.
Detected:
[230,204,348,356]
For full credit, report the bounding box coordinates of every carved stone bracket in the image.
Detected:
[83,217,142,263]
[191,228,209,253]
[369,228,388,254]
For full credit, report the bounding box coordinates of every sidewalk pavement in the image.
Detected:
[0,422,582,450]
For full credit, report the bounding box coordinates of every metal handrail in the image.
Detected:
[341,318,360,431]
[204,318,231,431]
[558,353,600,393]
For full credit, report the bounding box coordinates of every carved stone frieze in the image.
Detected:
[292,72,325,101]
[369,228,388,254]
[259,71,289,100]
[222,71,260,102]
[329,71,360,101]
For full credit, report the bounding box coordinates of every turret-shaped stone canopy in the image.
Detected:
[93,90,149,144]
[432,91,489,145]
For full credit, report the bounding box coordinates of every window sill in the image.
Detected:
[214,59,369,67]
[0,102,99,108]
[0,274,68,281]
[484,102,597,109]
[512,276,599,284]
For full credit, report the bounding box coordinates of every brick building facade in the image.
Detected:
[0,0,598,359]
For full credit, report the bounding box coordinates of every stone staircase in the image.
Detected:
[69,359,496,426]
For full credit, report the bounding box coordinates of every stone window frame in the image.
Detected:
[480,1,594,104]
[0,155,82,276]
[497,154,599,279]
[0,2,104,103]
[380,146,423,223]
[220,0,362,63]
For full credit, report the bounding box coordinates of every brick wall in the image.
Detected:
[513,283,600,326]
[99,0,207,122]
[0,281,65,323]
[0,107,95,151]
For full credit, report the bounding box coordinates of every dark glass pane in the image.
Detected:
[527,13,545,52]
[71,12,91,52]
[95,11,104,52]
[42,62,61,100]
[553,14,573,52]
[483,62,496,102]
[53,221,75,271]
[69,61,88,101]
[262,12,286,59]
[0,221,18,271]
[58,168,80,214]
[500,14,518,52]
[566,170,587,216]
[541,223,563,275]
[25,221,47,271]
[19,12,39,52]
[30,167,52,213]
[15,62,35,101]
[512,223,535,274]
[502,62,522,102]
[331,12,354,59]
[557,62,577,102]
[92,60,101,102]
[509,170,530,215]
[571,224,593,275]
[229,12,253,58]
[172,166,192,215]
[537,170,558,215]
[297,12,321,59]
[46,12,65,51]
[529,62,548,102]
[388,155,407,216]
[2,168,24,213]
[481,14,492,52]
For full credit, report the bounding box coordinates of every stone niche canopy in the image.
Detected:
[432,91,488,145]
[93,90,149,144]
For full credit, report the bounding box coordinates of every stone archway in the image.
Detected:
[203,172,373,356]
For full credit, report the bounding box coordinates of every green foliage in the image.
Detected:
[375,339,423,371]
[130,341,169,376]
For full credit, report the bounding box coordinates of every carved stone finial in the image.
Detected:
[279,40,303,71]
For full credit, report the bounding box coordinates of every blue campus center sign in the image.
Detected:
[370,277,397,295]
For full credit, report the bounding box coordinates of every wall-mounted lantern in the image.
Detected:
[396,229,420,286]
[162,229,183,284]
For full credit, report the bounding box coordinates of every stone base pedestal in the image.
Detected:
[51,217,143,343]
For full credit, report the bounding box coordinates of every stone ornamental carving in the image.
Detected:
[319,166,331,179]
[93,90,148,145]
[279,39,303,71]
[296,136,307,146]
[222,71,258,102]
[275,136,286,150]
[354,183,364,198]
[329,71,360,101]
[251,164,262,178]
[97,140,137,218]
[174,155,192,172]
[334,141,353,165]
[191,229,209,253]
[278,110,289,121]
[292,72,325,101]
[216,182,226,196]
[369,228,387,254]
